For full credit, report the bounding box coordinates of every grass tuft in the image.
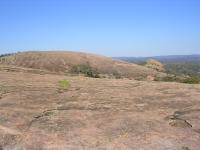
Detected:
[58,80,70,92]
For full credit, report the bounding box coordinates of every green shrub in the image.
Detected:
[154,75,180,82]
[69,64,100,78]
[182,76,200,84]
[165,62,200,77]
[155,75,200,84]
[162,76,179,82]
[113,72,122,79]
[58,80,70,91]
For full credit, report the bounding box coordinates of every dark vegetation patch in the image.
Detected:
[0,53,14,58]
[68,64,100,78]
[0,53,15,64]
[155,75,200,84]
[68,64,123,79]
[117,56,200,83]
[112,72,122,79]
[154,75,180,82]
[181,76,200,84]
[165,62,200,77]
[115,55,200,75]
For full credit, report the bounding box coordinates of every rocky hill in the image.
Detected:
[0,51,161,79]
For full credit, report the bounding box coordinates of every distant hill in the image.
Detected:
[114,55,200,63]
[115,55,200,76]
[0,51,162,79]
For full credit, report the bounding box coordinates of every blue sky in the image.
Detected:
[0,0,200,56]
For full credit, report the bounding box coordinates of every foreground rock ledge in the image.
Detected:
[0,68,199,150]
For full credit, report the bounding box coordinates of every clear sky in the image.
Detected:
[0,0,200,57]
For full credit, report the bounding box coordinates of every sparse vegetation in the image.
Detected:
[69,64,100,78]
[154,75,200,84]
[0,53,14,63]
[154,75,180,82]
[113,72,122,79]
[58,80,70,92]
[0,53,14,58]
[182,76,200,84]
[165,62,200,77]
[117,56,200,77]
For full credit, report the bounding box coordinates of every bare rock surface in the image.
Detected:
[0,65,199,149]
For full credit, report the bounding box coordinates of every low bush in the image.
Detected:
[69,64,100,78]
[182,76,200,84]
[154,75,180,82]
[155,75,200,84]
[113,72,122,79]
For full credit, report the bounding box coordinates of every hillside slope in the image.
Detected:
[0,51,161,79]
